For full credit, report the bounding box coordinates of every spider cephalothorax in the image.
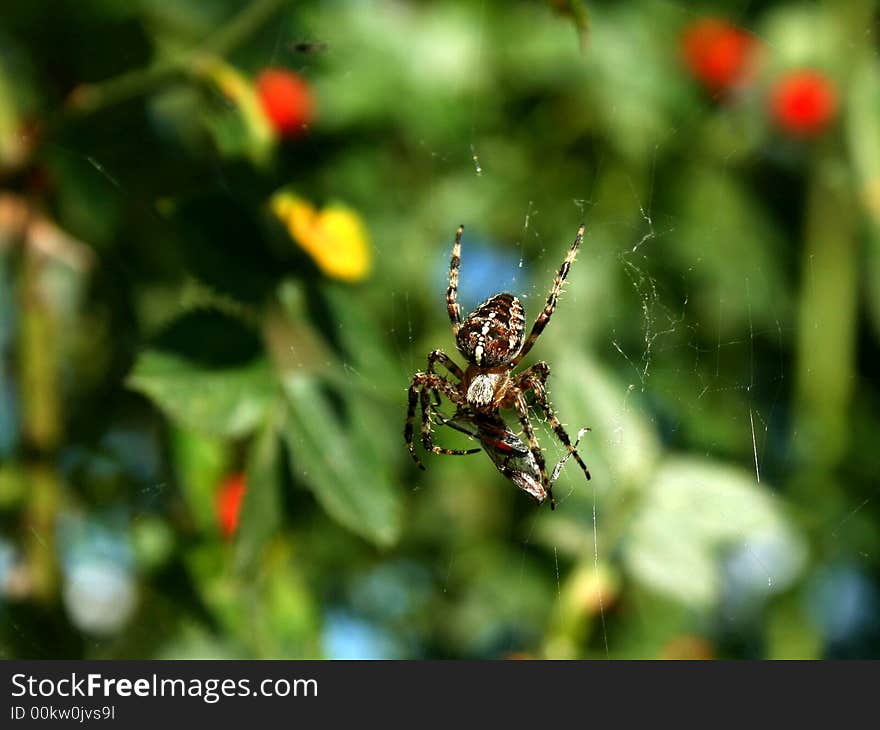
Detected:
[404,224,590,509]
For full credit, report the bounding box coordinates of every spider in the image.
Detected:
[404,224,591,509]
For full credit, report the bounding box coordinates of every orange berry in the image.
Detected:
[770,70,838,137]
[256,68,315,137]
[681,18,757,93]
[216,473,247,540]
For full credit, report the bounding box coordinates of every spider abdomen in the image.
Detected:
[455,293,525,367]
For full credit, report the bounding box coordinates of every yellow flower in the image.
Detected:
[271,193,371,282]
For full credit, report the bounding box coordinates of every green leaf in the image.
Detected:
[584,3,686,163]
[235,410,283,573]
[282,375,401,548]
[548,0,590,51]
[249,540,321,658]
[621,456,806,608]
[127,350,277,437]
[324,284,406,398]
[198,59,276,166]
[550,346,661,492]
[671,166,789,335]
[846,58,880,340]
[0,60,26,168]
[169,427,229,533]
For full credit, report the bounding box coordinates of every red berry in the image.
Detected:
[217,473,247,540]
[256,68,315,137]
[770,70,838,137]
[681,18,757,93]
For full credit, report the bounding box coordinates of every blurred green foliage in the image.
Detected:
[0,0,879,659]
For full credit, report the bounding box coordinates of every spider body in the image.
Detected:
[404,224,591,509]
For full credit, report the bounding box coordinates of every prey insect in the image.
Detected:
[433,409,589,504]
[404,224,591,508]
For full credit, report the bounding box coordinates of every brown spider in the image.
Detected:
[404,224,591,509]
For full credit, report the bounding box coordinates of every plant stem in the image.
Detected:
[67,0,289,116]
[19,247,63,601]
[792,153,858,474]
[790,0,875,482]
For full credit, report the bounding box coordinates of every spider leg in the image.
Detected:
[517,361,591,484]
[422,350,476,454]
[427,348,464,380]
[512,224,583,366]
[513,392,554,509]
[405,377,427,470]
[404,372,477,470]
[447,225,464,337]
[420,385,480,456]
[427,360,447,414]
